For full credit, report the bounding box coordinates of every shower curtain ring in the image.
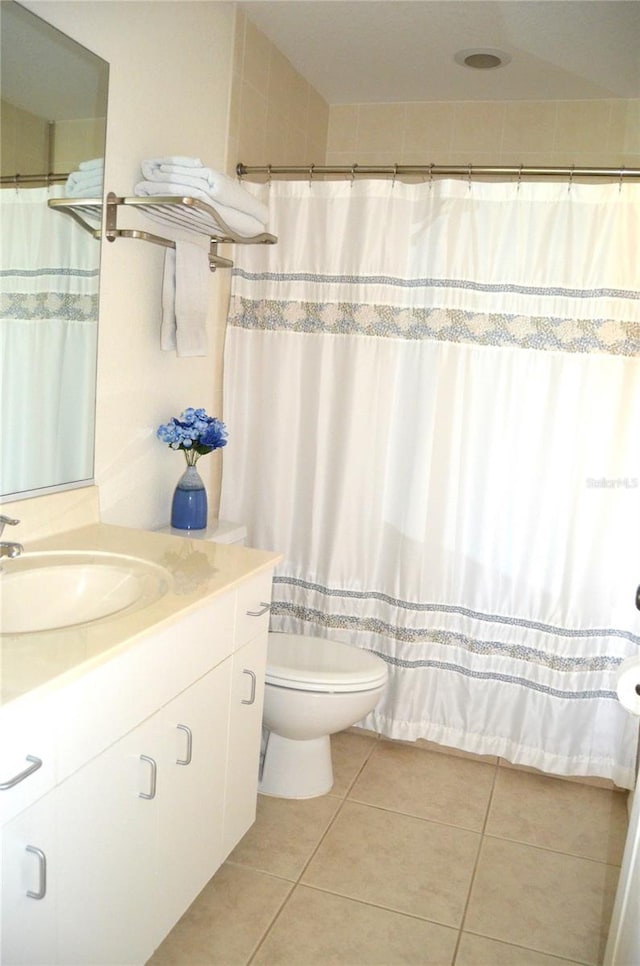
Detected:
[350,163,358,186]
[619,166,626,193]
[392,163,398,187]
[517,165,523,192]
[568,165,574,193]
[308,164,315,186]
[267,164,272,186]
[467,163,472,190]
[429,163,434,189]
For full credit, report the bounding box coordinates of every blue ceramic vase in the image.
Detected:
[171,464,207,530]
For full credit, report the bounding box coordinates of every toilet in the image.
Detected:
[260,632,388,799]
[157,520,388,799]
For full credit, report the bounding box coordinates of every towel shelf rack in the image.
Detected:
[48,192,277,272]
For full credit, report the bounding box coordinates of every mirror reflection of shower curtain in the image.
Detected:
[221,178,640,788]
[0,186,99,496]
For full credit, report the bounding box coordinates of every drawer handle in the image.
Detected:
[0,755,43,790]
[246,602,270,617]
[241,669,257,706]
[139,755,157,800]
[26,846,47,900]
[176,724,193,766]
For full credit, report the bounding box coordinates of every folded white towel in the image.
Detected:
[144,156,204,169]
[140,158,268,224]
[134,180,266,238]
[78,158,104,171]
[161,248,177,351]
[64,169,103,198]
[174,240,210,357]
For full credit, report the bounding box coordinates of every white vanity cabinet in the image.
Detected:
[222,569,273,856]
[55,660,233,965]
[0,564,275,966]
[1,788,58,963]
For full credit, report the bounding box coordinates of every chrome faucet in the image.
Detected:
[0,515,23,558]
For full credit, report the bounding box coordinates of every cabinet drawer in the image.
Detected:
[0,692,57,825]
[234,570,274,650]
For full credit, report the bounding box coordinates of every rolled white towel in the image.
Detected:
[140,158,268,224]
[134,180,267,238]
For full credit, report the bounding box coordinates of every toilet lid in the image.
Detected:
[265,633,388,693]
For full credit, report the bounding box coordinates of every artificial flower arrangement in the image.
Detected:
[156,407,228,464]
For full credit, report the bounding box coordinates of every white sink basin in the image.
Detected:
[0,551,171,634]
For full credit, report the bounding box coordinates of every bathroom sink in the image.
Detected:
[0,551,171,634]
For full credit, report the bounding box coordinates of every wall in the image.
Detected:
[52,117,107,173]
[326,98,640,168]
[24,0,236,529]
[228,10,329,173]
[0,100,49,177]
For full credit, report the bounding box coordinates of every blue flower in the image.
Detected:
[157,408,228,465]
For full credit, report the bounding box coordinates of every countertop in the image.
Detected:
[0,523,281,709]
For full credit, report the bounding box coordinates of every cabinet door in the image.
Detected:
[1,791,58,965]
[155,660,232,938]
[222,634,268,857]
[56,714,160,966]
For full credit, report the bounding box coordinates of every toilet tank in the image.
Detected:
[156,520,247,545]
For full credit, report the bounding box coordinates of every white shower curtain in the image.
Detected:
[0,186,99,496]
[220,177,640,788]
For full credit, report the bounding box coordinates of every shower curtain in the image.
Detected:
[220,177,640,788]
[0,186,99,496]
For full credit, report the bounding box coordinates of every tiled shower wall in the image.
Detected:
[229,10,638,174]
[326,98,640,169]
[227,10,330,173]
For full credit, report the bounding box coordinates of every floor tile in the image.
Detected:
[147,864,292,965]
[486,767,628,864]
[350,741,496,831]
[455,933,584,965]
[302,800,480,926]
[252,885,458,965]
[227,792,342,880]
[464,836,620,964]
[331,730,378,797]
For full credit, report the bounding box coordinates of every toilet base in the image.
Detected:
[259,732,333,799]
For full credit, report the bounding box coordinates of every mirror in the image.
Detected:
[0,1,108,499]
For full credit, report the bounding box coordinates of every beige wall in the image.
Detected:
[326,98,640,169]
[1,103,106,179]
[0,101,49,178]
[52,117,107,174]
[25,0,235,529]
[228,10,329,173]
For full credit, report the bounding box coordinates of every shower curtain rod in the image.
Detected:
[236,162,640,181]
[0,172,69,186]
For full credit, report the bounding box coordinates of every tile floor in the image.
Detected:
[148,732,629,966]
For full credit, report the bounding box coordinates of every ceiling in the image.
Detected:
[238,1,640,103]
[1,1,108,121]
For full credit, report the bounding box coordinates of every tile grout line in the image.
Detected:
[460,928,591,966]
[246,734,381,965]
[450,758,501,965]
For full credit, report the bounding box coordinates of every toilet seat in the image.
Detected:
[266,633,388,693]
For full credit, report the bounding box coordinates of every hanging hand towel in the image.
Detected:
[174,240,210,358]
[160,248,177,351]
